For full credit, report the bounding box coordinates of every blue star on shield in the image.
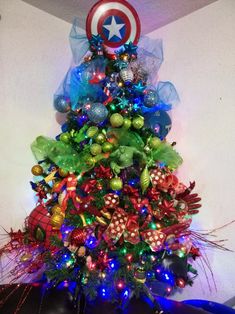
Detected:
[102,16,126,43]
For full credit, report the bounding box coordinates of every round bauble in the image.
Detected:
[58,168,69,177]
[132,116,144,129]
[50,213,64,230]
[90,143,102,156]
[122,118,132,130]
[120,68,134,83]
[86,103,108,124]
[110,177,123,191]
[144,88,158,107]
[110,113,124,128]
[86,126,99,138]
[149,137,161,149]
[102,142,113,153]
[95,133,106,144]
[70,228,85,247]
[144,110,172,139]
[31,165,43,176]
[60,132,71,143]
[51,204,62,215]
[85,155,96,167]
[54,95,71,113]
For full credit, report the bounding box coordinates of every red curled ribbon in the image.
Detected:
[81,179,97,193]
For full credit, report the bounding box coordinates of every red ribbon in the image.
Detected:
[130,197,151,213]
[147,188,160,201]
[94,165,113,179]
[159,200,176,217]
[81,179,97,193]
[123,185,139,197]
[126,215,139,232]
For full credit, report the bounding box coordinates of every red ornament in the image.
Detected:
[176,278,186,288]
[70,228,86,247]
[28,204,59,247]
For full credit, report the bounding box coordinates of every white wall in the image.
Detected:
[1,0,235,304]
[148,0,235,303]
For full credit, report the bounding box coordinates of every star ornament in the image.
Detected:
[124,42,138,56]
[103,16,125,40]
[133,81,146,93]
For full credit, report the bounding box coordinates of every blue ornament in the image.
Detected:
[85,102,108,124]
[144,110,172,139]
[54,95,71,113]
[144,88,159,107]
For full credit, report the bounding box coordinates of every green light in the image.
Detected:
[150,222,157,230]
[110,104,116,111]
[86,217,93,225]
[178,251,185,258]
[121,247,127,254]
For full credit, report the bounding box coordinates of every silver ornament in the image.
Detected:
[86,102,108,124]
[120,68,134,83]
[144,88,159,107]
[54,95,70,113]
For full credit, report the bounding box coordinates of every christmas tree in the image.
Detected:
[1,1,204,313]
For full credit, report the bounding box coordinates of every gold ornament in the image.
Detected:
[58,168,68,177]
[51,213,64,230]
[140,166,150,194]
[51,204,62,215]
[31,165,43,176]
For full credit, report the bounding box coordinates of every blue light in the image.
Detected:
[85,236,97,249]
[109,260,119,270]
[141,207,147,214]
[147,271,153,278]
[165,273,170,280]
[101,288,106,297]
[123,289,129,298]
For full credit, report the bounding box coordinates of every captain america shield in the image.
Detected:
[86,0,141,49]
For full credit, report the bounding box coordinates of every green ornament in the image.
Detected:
[102,142,113,153]
[90,143,102,156]
[110,113,124,128]
[149,137,161,149]
[87,126,99,138]
[132,116,144,129]
[110,177,123,190]
[95,133,106,144]
[122,118,132,130]
[85,155,95,167]
[60,132,71,143]
[140,166,150,194]
[34,225,45,242]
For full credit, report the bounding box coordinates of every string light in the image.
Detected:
[126,254,133,262]
[117,281,125,290]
